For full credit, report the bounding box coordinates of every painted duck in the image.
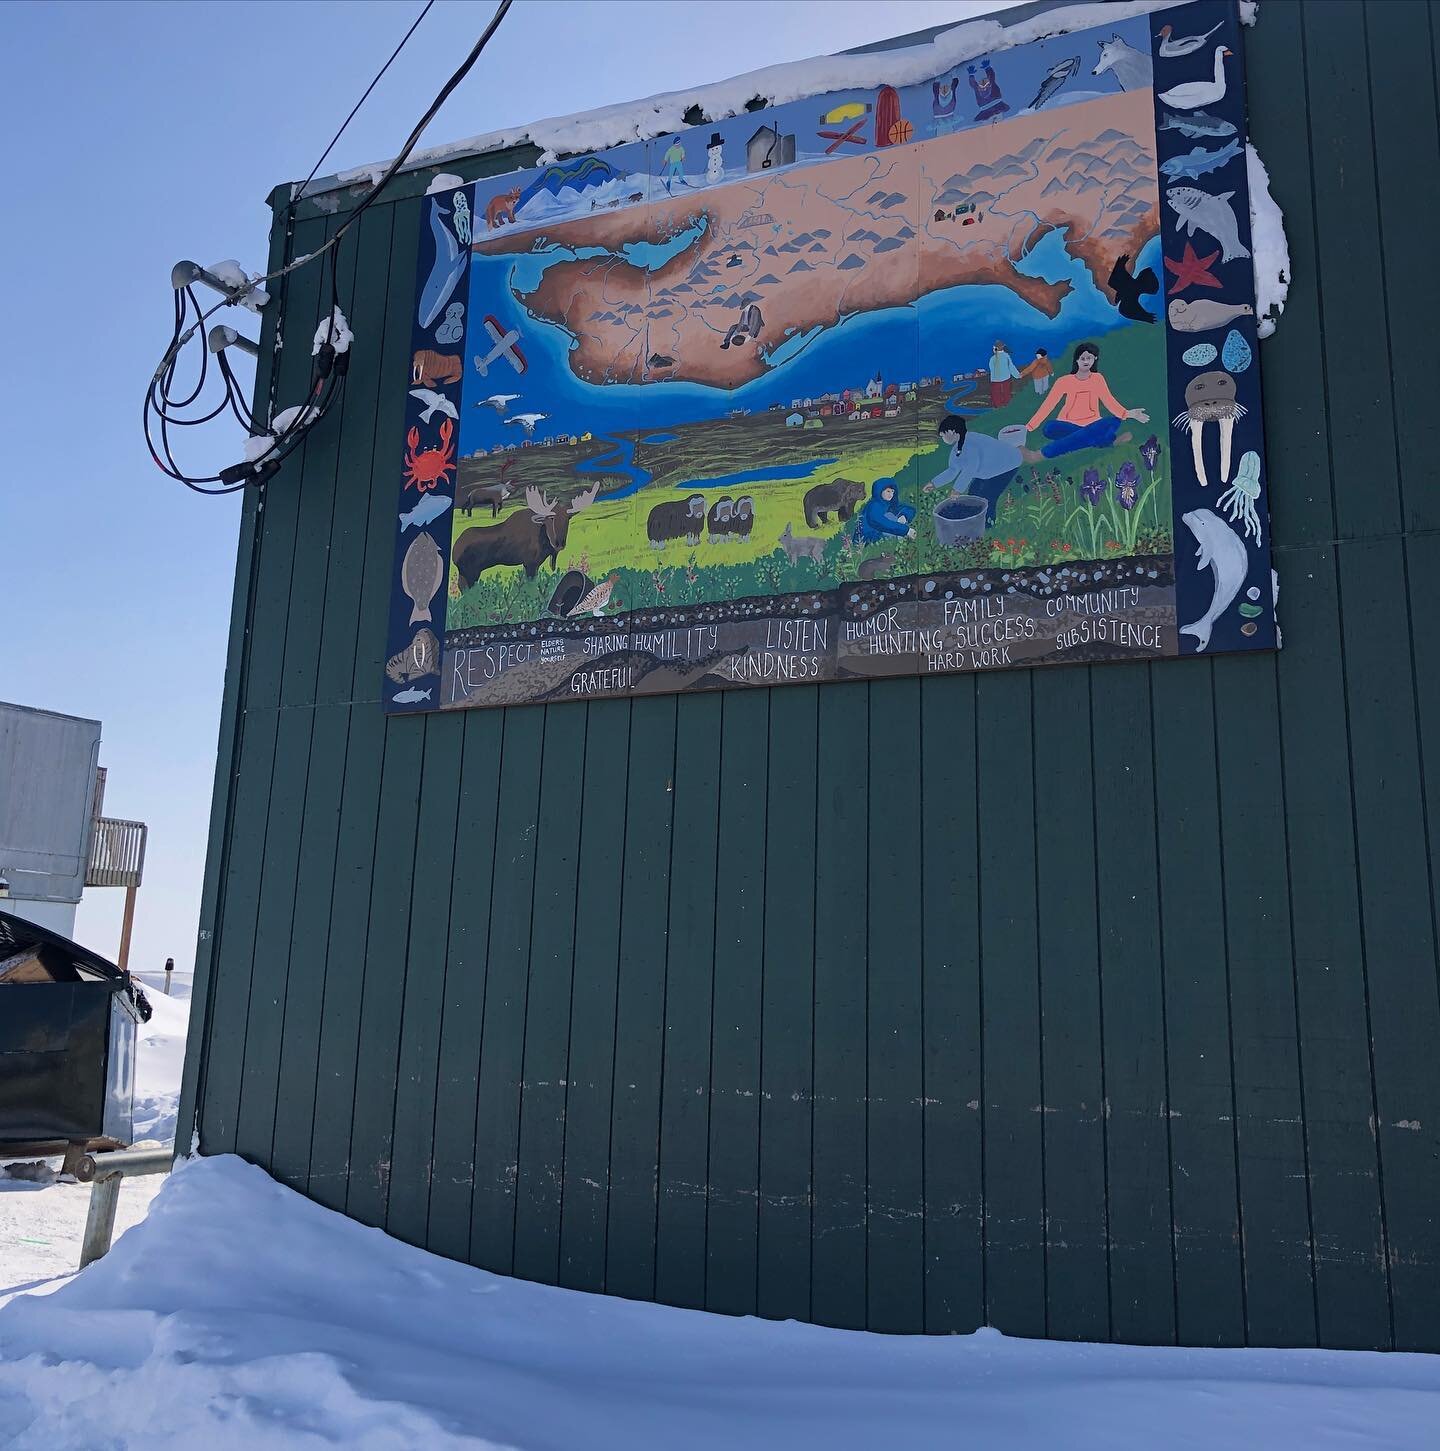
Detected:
[1157,46,1232,111]
[1156,21,1223,58]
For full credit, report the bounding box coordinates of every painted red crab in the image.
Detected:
[403,417,455,493]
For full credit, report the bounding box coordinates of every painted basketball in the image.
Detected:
[888,117,914,144]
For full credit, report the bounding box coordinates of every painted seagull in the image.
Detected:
[408,387,459,423]
[504,412,548,436]
[475,393,521,414]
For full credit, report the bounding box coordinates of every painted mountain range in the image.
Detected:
[475,88,1160,389]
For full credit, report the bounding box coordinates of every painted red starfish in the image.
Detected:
[1164,241,1222,294]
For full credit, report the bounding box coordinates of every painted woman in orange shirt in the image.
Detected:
[1023,341,1149,460]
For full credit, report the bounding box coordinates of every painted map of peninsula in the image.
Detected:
[476,89,1158,390]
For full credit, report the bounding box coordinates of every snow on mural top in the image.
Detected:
[380,0,1275,714]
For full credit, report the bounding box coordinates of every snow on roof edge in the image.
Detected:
[301,0,1191,198]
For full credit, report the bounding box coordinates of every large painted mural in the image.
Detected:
[383,0,1273,713]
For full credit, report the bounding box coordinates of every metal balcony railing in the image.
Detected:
[86,817,148,889]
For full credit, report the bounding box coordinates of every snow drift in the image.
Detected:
[1,1155,1437,1450]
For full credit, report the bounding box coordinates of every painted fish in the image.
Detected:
[418,200,467,330]
[400,493,453,532]
[1168,297,1255,332]
[1157,110,1236,140]
[386,628,440,685]
[1159,139,1242,181]
[1027,56,1079,110]
[1166,186,1250,262]
[392,686,433,705]
[1180,508,1247,652]
[401,530,444,625]
[408,387,458,424]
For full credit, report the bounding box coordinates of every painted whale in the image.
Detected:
[418,200,467,331]
[1181,508,1247,652]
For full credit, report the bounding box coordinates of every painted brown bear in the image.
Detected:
[803,476,864,528]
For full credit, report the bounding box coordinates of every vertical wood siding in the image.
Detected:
[183,0,1440,1348]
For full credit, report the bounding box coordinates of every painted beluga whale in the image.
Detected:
[1181,508,1248,652]
[418,199,468,330]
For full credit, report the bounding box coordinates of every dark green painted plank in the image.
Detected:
[197,706,279,1152]
[241,213,335,713]
[559,698,631,1291]
[1365,0,1440,534]
[976,669,1045,1336]
[1032,666,1108,1343]
[706,688,769,1317]
[1093,664,1174,1346]
[305,706,386,1209]
[278,212,363,710]
[865,677,924,1333]
[1274,544,1390,1349]
[312,205,399,704]
[810,684,869,1330]
[655,692,722,1310]
[233,706,317,1162]
[511,702,587,1283]
[469,704,546,1271]
[1302,0,1402,541]
[756,685,817,1324]
[1243,0,1333,549]
[1337,536,1440,1351]
[180,190,290,1156]
[344,716,426,1228]
[918,673,983,1334]
[427,707,506,1261]
[1150,659,1245,1348]
[303,201,421,1212]
[1214,655,1315,1347]
[607,696,678,1300]
[269,702,351,1188]
[386,713,465,1247]
[219,209,345,1155]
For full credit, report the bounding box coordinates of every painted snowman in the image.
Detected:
[706,132,724,185]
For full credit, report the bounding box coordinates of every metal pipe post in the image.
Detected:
[79,1174,121,1270]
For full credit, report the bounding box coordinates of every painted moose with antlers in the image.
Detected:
[451,482,601,590]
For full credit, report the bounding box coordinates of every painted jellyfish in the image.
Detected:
[1216,451,1263,544]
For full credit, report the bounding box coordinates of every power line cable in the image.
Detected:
[297,0,436,200]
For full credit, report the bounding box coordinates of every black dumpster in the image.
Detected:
[0,909,151,1157]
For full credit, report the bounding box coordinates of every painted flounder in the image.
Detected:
[401,531,445,625]
[1168,298,1255,332]
[386,628,440,685]
[1166,186,1250,262]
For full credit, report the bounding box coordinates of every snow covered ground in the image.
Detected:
[1,1153,1438,1450]
[0,980,189,1309]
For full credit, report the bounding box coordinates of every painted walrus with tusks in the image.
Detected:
[1173,370,1247,487]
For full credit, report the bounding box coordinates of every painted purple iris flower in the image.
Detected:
[1139,435,1161,472]
[1115,461,1139,511]
[1080,467,1105,505]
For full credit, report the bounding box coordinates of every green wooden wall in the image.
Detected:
[181,0,1440,1350]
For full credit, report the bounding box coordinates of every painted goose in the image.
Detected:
[1156,21,1224,59]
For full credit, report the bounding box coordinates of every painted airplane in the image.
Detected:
[473,315,527,377]
[474,392,521,414]
[503,412,548,436]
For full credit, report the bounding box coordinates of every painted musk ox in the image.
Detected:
[452,483,599,589]
[647,493,706,548]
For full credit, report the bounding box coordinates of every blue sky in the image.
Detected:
[1,0,1015,973]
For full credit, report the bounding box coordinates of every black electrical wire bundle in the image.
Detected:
[144,0,513,496]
